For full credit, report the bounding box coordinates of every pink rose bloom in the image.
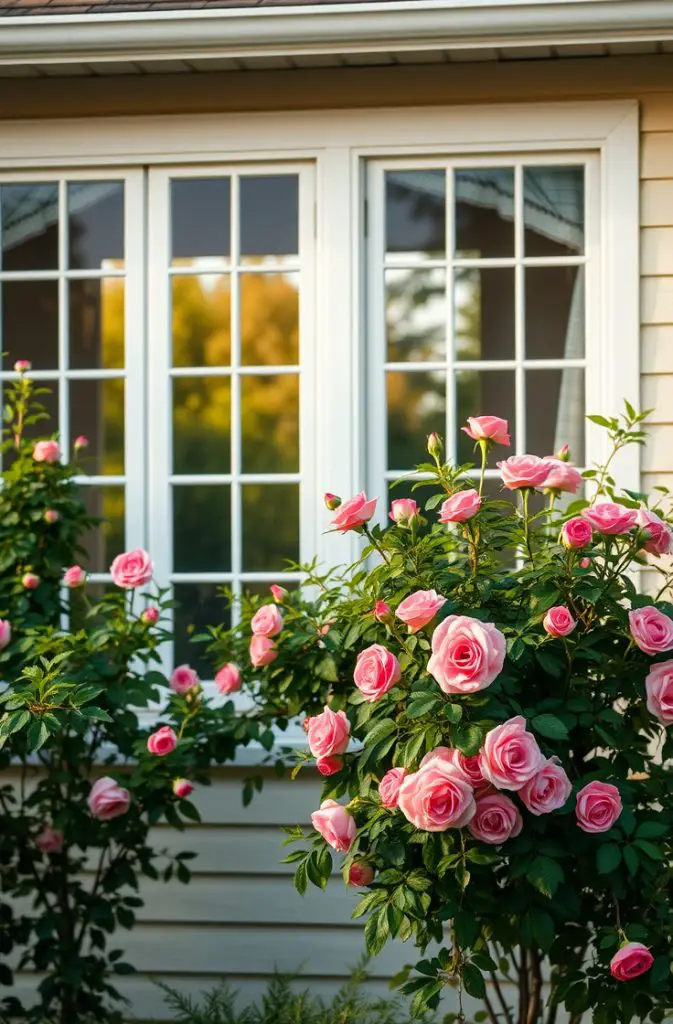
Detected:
[646,660,673,725]
[519,758,572,815]
[498,454,551,491]
[88,777,131,821]
[33,440,60,463]
[543,606,576,638]
[468,793,522,844]
[251,603,283,637]
[215,662,242,695]
[317,756,343,776]
[14,359,31,373]
[438,489,481,524]
[481,716,545,791]
[353,644,401,702]
[575,780,622,833]
[110,549,153,589]
[561,517,593,550]
[421,747,486,789]
[542,458,582,494]
[0,620,11,651]
[396,589,447,633]
[637,506,673,557]
[36,826,64,854]
[141,606,160,625]
[389,498,419,526]
[379,767,406,808]
[63,565,86,588]
[581,502,637,536]
[311,799,356,852]
[43,509,60,524]
[462,416,510,447]
[147,726,178,756]
[398,758,475,832]
[170,664,199,694]
[374,600,392,623]
[270,584,289,603]
[172,778,194,798]
[579,556,592,569]
[22,573,40,590]
[610,943,654,982]
[629,606,673,655]
[331,491,377,533]
[428,615,506,695]
[250,634,278,668]
[74,435,89,450]
[307,705,350,760]
[348,861,375,887]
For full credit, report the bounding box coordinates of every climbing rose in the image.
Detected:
[610,943,654,982]
[316,756,343,776]
[575,780,622,833]
[462,416,510,446]
[542,458,582,494]
[88,777,130,820]
[348,861,375,887]
[428,615,506,695]
[323,493,341,511]
[63,565,86,588]
[43,509,60,524]
[636,506,673,556]
[249,634,277,668]
[389,498,419,526]
[36,826,64,854]
[307,705,350,760]
[629,606,673,655]
[379,767,406,808]
[215,663,242,695]
[270,584,289,603]
[33,440,60,463]
[498,454,551,490]
[543,606,576,638]
[645,660,673,725]
[0,620,11,651]
[398,757,475,832]
[561,517,593,549]
[581,502,637,535]
[481,716,545,791]
[22,573,40,590]
[374,600,392,623]
[251,604,283,637]
[395,590,446,633]
[330,492,377,532]
[110,549,153,589]
[172,779,194,798]
[353,644,401,702]
[311,800,356,852]
[519,758,573,815]
[14,359,31,373]
[420,747,485,789]
[438,489,481,523]
[141,606,160,625]
[147,726,178,756]
[73,435,89,450]
[170,665,199,694]
[468,793,522,845]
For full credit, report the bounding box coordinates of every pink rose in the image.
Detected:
[637,506,673,557]
[353,644,401,702]
[468,793,522,844]
[543,606,576,638]
[481,717,545,791]
[170,664,199,694]
[251,604,283,637]
[542,458,582,494]
[438,489,481,524]
[43,509,60,524]
[22,573,40,590]
[14,359,31,373]
[629,606,673,655]
[379,767,406,808]
[110,549,153,589]
[317,756,343,776]
[428,615,506,695]
[645,660,673,725]
[579,556,592,569]
[324,492,341,511]
[498,454,551,491]
[420,747,485,789]
[307,705,350,760]
[33,440,60,463]
[462,416,510,446]
[36,826,64,854]
[311,800,356,852]
[141,606,160,625]
[398,758,475,831]
[374,600,392,624]
[147,726,178,756]
[88,776,131,821]
[63,565,86,589]
[250,634,278,668]
[581,502,637,536]
[215,662,242,695]
[396,589,447,633]
[561,517,593,550]
[0,620,11,651]
[389,498,420,526]
[74,435,89,450]
[575,780,622,833]
[172,778,194,798]
[270,584,289,603]
[331,491,377,533]
[610,943,654,982]
[348,861,375,887]
[519,758,572,815]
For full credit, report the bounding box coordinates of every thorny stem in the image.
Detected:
[362,524,391,565]
[478,440,489,497]
[520,489,535,566]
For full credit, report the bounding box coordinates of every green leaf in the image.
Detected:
[453,724,483,757]
[462,964,486,1000]
[531,714,568,741]
[363,718,397,747]
[294,860,308,896]
[565,982,590,1014]
[623,845,639,877]
[79,707,112,723]
[315,656,339,683]
[179,800,201,823]
[535,647,566,679]
[529,907,556,952]
[407,694,443,719]
[527,856,564,898]
[26,719,49,752]
[443,703,463,724]
[596,843,621,875]
[634,839,664,860]
[635,821,669,840]
[649,956,671,990]
[454,909,480,948]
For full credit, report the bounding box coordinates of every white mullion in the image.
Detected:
[230,173,242,622]
[169,364,299,378]
[291,165,314,571]
[445,166,457,464]
[365,161,387,526]
[513,162,525,454]
[168,261,299,277]
[58,180,69,456]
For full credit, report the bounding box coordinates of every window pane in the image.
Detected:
[455,267,515,361]
[242,483,299,571]
[173,377,231,475]
[240,273,299,366]
[455,168,514,259]
[171,178,231,262]
[525,266,584,360]
[386,268,445,362]
[172,274,231,368]
[525,368,585,462]
[241,374,299,474]
[385,170,445,259]
[68,182,124,271]
[240,176,298,260]
[70,379,124,474]
[79,485,125,573]
[387,370,446,470]
[2,280,58,370]
[69,278,124,370]
[173,583,230,678]
[1,183,58,271]
[524,166,584,257]
[173,484,231,573]
[456,369,516,464]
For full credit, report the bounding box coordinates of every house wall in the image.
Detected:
[4,52,673,1019]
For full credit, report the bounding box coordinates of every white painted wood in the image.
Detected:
[640,95,673,134]
[641,180,673,226]
[642,424,673,472]
[642,276,673,324]
[643,470,673,493]
[641,376,673,419]
[641,326,673,374]
[642,227,673,276]
[641,132,673,180]
[136,825,327,875]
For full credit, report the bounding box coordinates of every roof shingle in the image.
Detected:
[0,0,377,12]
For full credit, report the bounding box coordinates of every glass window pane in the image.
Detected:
[455,267,515,361]
[241,273,299,366]
[241,374,299,474]
[69,278,124,370]
[524,166,584,257]
[385,170,445,260]
[2,280,58,370]
[386,268,445,362]
[174,583,230,678]
[456,369,516,464]
[173,377,231,475]
[171,177,231,263]
[525,266,584,360]
[79,485,125,574]
[240,175,298,261]
[242,483,299,571]
[172,274,231,368]
[173,484,231,573]
[387,370,446,470]
[1,183,58,271]
[70,379,124,474]
[525,368,585,462]
[68,182,124,271]
[455,168,514,259]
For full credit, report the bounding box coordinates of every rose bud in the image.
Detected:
[427,432,443,460]
[14,359,32,374]
[323,492,341,511]
[172,779,194,799]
